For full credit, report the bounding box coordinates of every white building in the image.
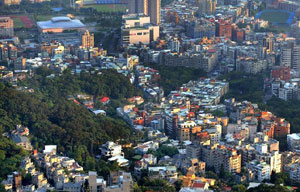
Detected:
[287,133,300,151]
[247,160,271,182]
[99,141,124,158]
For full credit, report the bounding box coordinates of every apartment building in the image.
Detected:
[0,17,14,38]
[246,160,271,182]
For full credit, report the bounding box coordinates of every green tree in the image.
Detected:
[232,184,247,192]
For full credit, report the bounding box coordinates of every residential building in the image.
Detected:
[81,30,94,48]
[271,66,290,81]
[99,141,124,158]
[148,166,178,181]
[287,133,300,151]
[0,17,14,38]
[105,171,133,192]
[246,160,271,182]
[88,171,106,192]
[216,22,232,39]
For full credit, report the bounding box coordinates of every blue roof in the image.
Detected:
[37,17,86,30]
[52,7,63,12]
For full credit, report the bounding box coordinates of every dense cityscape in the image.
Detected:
[2,0,300,191]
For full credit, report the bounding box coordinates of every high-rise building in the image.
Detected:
[128,0,161,25]
[281,47,292,67]
[168,37,180,52]
[128,0,148,15]
[81,30,94,48]
[216,22,232,39]
[197,0,216,15]
[148,0,161,25]
[292,46,300,71]
[0,17,14,38]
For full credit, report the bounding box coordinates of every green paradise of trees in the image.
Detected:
[0,68,142,176]
[144,63,207,95]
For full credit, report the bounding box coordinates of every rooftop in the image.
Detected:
[37,17,86,30]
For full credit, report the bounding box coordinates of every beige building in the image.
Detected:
[3,0,20,5]
[81,30,94,48]
[0,17,14,38]
[88,171,106,192]
[122,14,159,45]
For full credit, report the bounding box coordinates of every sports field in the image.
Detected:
[10,16,34,28]
[84,4,127,12]
[13,18,26,28]
[255,10,294,25]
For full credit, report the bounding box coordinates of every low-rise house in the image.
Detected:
[12,135,32,151]
[99,141,124,158]
[148,166,178,181]
[135,141,159,154]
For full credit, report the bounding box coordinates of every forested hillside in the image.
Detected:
[0,68,141,172]
[0,135,27,181]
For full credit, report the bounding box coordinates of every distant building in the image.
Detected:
[287,133,300,151]
[99,141,124,158]
[247,160,271,182]
[187,20,215,39]
[271,66,290,81]
[148,0,161,25]
[0,17,14,38]
[121,14,159,45]
[128,0,148,15]
[12,135,32,151]
[104,171,133,192]
[128,0,161,25]
[81,30,94,48]
[37,17,86,45]
[88,171,106,192]
[216,22,232,39]
[197,0,216,15]
[37,17,86,33]
[3,0,20,5]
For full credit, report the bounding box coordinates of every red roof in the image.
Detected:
[192,183,205,188]
[100,97,110,103]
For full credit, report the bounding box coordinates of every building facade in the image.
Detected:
[0,17,14,38]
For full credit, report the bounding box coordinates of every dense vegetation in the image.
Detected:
[218,72,264,104]
[264,98,300,133]
[26,67,140,100]
[0,136,27,181]
[247,184,291,192]
[136,178,176,192]
[146,64,207,95]
[148,145,179,160]
[0,68,141,176]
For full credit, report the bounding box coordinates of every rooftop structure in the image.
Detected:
[37,17,86,33]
